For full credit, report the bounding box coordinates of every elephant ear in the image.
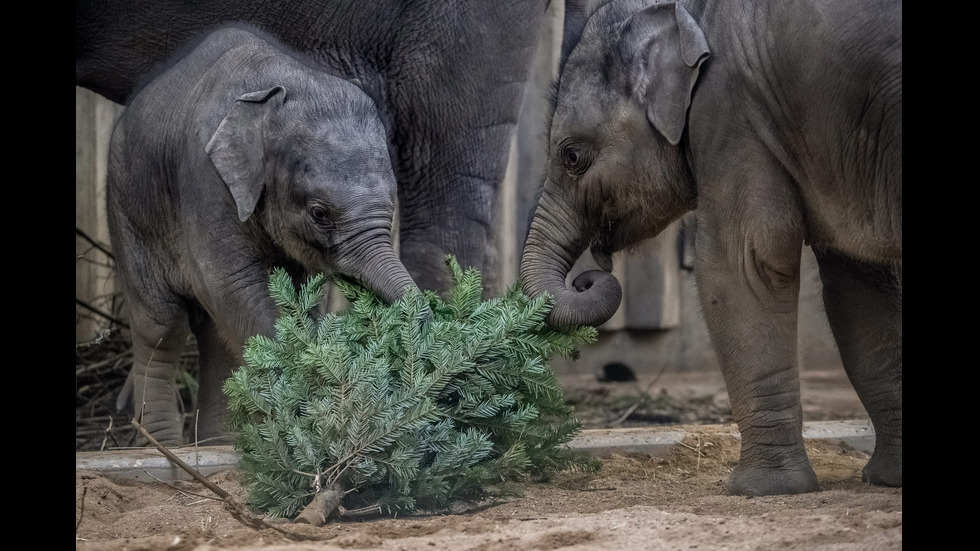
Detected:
[205,85,287,222]
[620,2,709,146]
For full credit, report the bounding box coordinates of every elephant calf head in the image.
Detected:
[205,80,414,304]
[521,0,706,329]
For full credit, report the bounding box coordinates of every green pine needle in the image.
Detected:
[224,256,599,520]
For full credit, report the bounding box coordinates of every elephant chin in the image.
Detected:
[590,246,614,272]
[539,269,622,330]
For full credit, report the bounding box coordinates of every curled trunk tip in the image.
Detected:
[547,269,623,330]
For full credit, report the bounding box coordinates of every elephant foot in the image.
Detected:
[133,416,185,448]
[862,446,902,487]
[125,387,184,447]
[725,459,818,496]
[118,386,185,447]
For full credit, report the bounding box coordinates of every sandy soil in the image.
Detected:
[75,366,901,550]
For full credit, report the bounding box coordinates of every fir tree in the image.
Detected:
[223,256,599,524]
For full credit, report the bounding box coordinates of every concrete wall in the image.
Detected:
[74,1,841,374]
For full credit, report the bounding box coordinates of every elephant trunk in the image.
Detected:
[520,184,622,330]
[338,237,418,304]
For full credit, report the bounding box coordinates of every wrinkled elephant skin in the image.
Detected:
[108,27,417,446]
[520,0,901,496]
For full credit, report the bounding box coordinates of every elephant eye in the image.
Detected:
[309,204,335,228]
[560,143,591,175]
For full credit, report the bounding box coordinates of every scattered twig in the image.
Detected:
[609,362,670,427]
[610,401,642,427]
[183,435,233,447]
[677,440,707,458]
[76,328,115,349]
[696,434,702,471]
[144,469,223,503]
[75,351,131,374]
[76,227,115,260]
[100,416,114,452]
[131,420,231,498]
[76,486,87,534]
[75,298,129,328]
[130,419,324,541]
[136,339,164,428]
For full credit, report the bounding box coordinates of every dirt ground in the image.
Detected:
[75,363,901,550]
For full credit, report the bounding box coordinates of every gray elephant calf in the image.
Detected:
[521,0,901,496]
[108,26,417,446]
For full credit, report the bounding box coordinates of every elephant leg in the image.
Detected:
[694,171,816,496]
[397,166,498,297]
[188,316,238,445]
[399,227,490,296]
[120,308,191,447]
[180,261,283,444]
[814,249,902,487]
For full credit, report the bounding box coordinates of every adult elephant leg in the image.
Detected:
[388,0,544,297]
[694,167,816,496]
[398,212,490,297]
[814,250,902,487]
[396,148,505,296]
[188,316,238,445]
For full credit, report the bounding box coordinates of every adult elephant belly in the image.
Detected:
[76,0,549,295]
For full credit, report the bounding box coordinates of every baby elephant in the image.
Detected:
[107,26,417,446]
[521,0,901,496]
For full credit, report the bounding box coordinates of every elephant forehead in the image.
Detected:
[275,98,389,160]
[277,129,388,169]
[552,7,632,141]
[552,71,630,144]
[274,131,395,200]
[283,81,386,137]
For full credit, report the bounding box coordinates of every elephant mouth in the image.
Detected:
[589,221,621,271]
[589,243,614,272]
[591,213,665,262]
